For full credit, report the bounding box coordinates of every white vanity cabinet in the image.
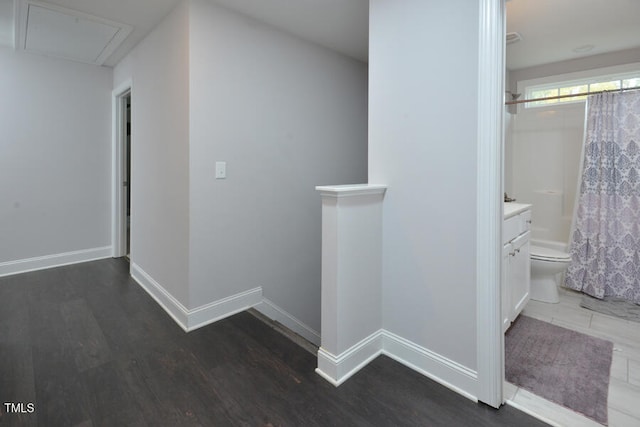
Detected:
[502,204,532,332]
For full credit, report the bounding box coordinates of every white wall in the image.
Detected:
[187,0,368,331]
[113,1,190,305]
[112,0,367,333]
[0,48,112,268]
[369,0,480,372]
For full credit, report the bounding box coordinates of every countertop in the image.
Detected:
[504,202,532,219]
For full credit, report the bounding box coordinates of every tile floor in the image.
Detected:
[505,288,640,427]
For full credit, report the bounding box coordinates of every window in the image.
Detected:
[525,73,640,107]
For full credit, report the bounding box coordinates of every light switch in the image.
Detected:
[215,161,226,179]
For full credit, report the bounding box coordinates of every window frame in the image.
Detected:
[516,63,640,109]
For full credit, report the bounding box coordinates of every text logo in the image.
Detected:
[4,402,35,414]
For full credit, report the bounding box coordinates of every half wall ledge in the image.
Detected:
[315,183,387,385]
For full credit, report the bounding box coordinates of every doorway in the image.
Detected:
[113,83,132,259]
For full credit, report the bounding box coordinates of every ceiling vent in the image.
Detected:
[15,0,132,66]
[506,32,522,45]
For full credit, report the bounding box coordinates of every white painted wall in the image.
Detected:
[112,0,367,332]
[187,0,368,330]
[112,1,190,305]
[0,47,112,266]
[369,0,480,372]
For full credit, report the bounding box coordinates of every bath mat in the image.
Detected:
[505,315,613,425]
[580,295,640,323]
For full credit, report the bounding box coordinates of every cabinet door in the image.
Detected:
[502,243,512,332]
[509,231,531,321]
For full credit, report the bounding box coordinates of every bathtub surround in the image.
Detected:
[508,103,585,243]
[566,90,640,304]
[505,315,613,425]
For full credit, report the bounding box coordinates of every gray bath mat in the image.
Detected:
[506,315,613,425]
[580,295,640,323]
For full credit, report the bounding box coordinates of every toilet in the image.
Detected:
[530,245,571,303]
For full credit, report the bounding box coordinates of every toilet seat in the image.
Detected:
[530,245,571,262]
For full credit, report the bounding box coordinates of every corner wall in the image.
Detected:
[0,48,112,275]
[368,0,481,393]
[187,0,368,335]
[112,0,368,336]
[113,1,191,306]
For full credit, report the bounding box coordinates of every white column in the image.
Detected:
[315,184,386,386]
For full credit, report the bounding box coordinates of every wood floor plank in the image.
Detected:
[80,361,147,427]
[59,299,113,372]
[0,277,38,427]
[29,311,92,425]
[0,258,549,427]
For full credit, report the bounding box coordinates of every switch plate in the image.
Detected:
[215,161,226,179]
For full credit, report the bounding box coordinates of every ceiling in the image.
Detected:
[0,0,368,66]
[0,0,182,66]
[0,0,638,70]
[506,0,640,70]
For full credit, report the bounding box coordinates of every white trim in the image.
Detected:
[476,0,505,408]
[315,183,388,199]
[382,330,478,403]
[130,263,262,332]
[517,62,640,98]
[112,80,132,258]
[255,297,321,346]
[315,329,479,400]
[130,263,190,330]
[188,287,262,331]
[0,246,112,277]
[316,330,384,386]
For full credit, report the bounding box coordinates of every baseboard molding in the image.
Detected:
[254,298,321,346]
[0,246,112,277]
[316,330,384,386]
[130,263,262,332]
[381,330,479,402]
[314,328,479,401]
[188,287,262,331]
[130,263,190,331]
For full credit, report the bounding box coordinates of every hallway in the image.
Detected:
[0,259,547,426]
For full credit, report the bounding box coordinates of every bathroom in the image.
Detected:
[503,1,640,425]
[504,65,640,427]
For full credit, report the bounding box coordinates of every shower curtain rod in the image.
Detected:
[505,85,640,105]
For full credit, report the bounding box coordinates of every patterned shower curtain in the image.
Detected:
[565,90,640,304]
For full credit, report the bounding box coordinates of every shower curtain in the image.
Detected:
[565,90,640,304]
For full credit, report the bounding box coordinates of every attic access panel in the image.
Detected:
[18,1,132,65]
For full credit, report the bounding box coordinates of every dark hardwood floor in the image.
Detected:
[0,258,548,427]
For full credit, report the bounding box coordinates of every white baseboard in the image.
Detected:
[381,330,479,402]
[316,330,384,386]
[188,287,262,331]
[130,263,262,332]
[314,328,479,401]
[131,263,190,330]
[0,246,112,277]
[254,298,321,346]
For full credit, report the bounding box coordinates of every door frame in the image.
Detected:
[112,80,132,258]
[476,0,505,408]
